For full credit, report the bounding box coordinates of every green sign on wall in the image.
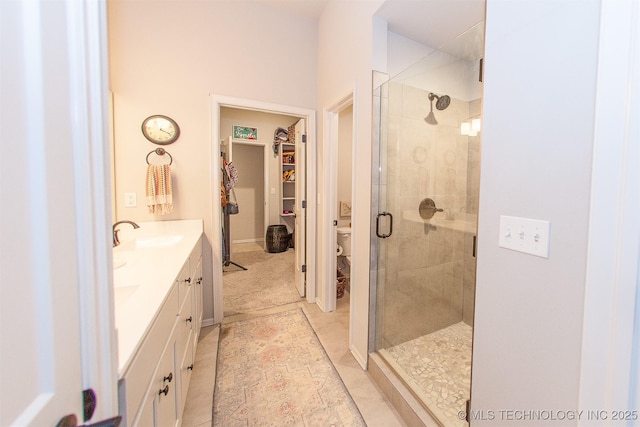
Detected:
[232,125,258,140]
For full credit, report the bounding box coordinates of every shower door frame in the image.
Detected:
[369,49,483,423]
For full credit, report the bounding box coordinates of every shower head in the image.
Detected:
[425,96,438,125]
[428,92,451,110]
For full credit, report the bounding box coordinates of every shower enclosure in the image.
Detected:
[370,22,484,426]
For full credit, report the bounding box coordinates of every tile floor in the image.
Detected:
[181,293,407,427]
[380,322,472,427]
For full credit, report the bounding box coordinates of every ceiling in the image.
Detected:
[375,0,485,50]
[254,0,330,20]
[255,0,484,51]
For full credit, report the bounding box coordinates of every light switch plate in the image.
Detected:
[499,215,550,258]
[124,192,137,208]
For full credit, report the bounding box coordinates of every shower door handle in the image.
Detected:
[376,212,393,238]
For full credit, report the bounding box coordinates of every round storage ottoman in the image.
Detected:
[265,225,290,253]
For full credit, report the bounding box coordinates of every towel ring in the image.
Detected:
[146,148,173,165]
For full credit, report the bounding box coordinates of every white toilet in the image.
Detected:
[337,227,352,260]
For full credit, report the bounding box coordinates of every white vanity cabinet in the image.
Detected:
[115,221,203,427]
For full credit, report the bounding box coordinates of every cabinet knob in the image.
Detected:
[159,385,169,396]
[196,277,203,285]
[163,372,173,383]
[187,364,194,371]
[184,277,191,284]
[186,316,193,323]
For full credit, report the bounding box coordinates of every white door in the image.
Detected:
[294,119,307,297]
[1,1,118,425]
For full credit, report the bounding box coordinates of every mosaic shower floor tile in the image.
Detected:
[380,321,472,426]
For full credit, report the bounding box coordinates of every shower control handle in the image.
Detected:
[376,212,393,239]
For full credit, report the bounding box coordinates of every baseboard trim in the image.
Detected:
[232,238,264,244]
[202,317,216,327]
[349,344,367,370]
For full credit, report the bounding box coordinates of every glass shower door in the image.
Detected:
[372,22,483,427]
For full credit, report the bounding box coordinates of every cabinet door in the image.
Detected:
[154,337,177,427]
[131,390,154,427]
[177,333,194,419]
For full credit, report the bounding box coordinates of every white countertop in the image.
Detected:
[112,219,203,376]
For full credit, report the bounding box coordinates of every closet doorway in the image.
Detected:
[211,99,317,323]
[221,138,269,245]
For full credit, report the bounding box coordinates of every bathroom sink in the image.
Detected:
[134,235,183,249]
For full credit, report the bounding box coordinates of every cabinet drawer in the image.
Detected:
[120,284,178,425]
[177,262,192,308]
[176,285,193,362]
[178,329,194,417]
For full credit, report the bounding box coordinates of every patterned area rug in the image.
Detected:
[223,248,302,316]
[213,309,366,426]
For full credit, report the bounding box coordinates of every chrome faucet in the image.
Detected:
[112,220,140,247]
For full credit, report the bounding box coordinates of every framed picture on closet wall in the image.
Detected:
[232,125,258,140]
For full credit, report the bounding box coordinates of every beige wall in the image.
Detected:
[227,143,264,242]
[108,0,317,323]
[220,107,300,233]
[337,104,353,227]
[317,0,385,365]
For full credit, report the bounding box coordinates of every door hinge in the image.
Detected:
[302,200,307,209]
[302,264,307,273]
[302,134,307,143]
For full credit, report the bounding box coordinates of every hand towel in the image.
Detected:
[146,164,173,214]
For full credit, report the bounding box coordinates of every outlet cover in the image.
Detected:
[498,215,550,258]
[124,192,137,208]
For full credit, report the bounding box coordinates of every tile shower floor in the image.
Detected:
[380,321,472,427]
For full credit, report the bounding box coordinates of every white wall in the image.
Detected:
[471,0,601,420]
[108,0,317,323]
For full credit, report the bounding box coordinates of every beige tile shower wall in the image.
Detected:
[380,82,478,347]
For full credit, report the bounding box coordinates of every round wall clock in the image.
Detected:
[141,115,180,145]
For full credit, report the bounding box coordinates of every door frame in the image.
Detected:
[3,0,118,423]
[224,138,270,243]
[210,95,317,324]
[579,0,640,415]
[321,91,355,313]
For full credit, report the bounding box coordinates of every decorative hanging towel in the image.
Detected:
[146,164,173,214]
